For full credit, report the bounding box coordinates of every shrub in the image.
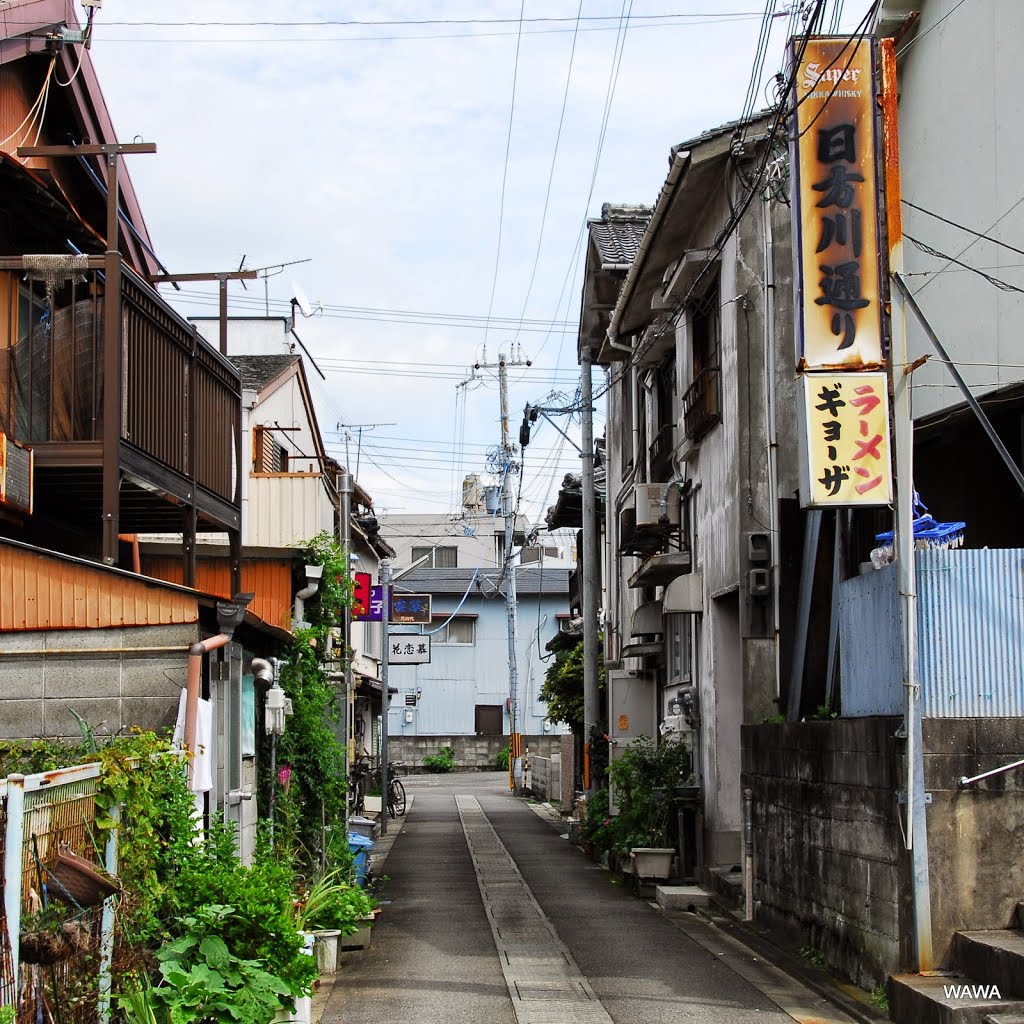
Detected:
[423,745,456,773]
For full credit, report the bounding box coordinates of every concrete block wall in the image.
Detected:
[0,624,199,742]
[530,755,561,804]
[560,733,576,811]
[923,718,1024,967]
[742,719,904,990]
[390,734,564,773]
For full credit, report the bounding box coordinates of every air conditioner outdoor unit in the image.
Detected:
[633,483,681,528]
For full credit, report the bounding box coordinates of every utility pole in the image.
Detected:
[339,464,353,833]
[579,345,600,792]
[379,559,392,836]
[462,347,530,793]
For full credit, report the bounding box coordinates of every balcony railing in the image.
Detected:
[649,423,675,481]
[0,257,241,537]
[682,366,721,442]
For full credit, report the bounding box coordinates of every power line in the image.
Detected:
[902,199,1024,259]
[905,234,1024,296]
[512,0,584,346]
[483,0,526,346]
[897,0,971,57]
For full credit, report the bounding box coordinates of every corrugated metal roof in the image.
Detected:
[142,556,294,632]
[589,204,652,268]
[397,567,570,597]
[230,354,299,392]
[0,538,198,631]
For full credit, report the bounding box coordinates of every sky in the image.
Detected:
[82,0,871,530]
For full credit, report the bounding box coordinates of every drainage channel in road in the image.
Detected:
[457,794,613,1024]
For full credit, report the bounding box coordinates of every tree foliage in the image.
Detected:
[538,635,605,735]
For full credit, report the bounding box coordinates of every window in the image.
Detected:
[665,613,693,685]
[253,426,288,473]
[682,279,722,441]
[410,545,457,568]
[433,616,475,645]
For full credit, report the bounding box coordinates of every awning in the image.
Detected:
[630,600,664,637]
[621,641,663,659]
[663,572,703,614]
[628,550,692,588]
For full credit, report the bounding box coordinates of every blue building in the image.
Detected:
[387,567,572,760]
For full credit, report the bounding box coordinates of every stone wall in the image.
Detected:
[742,719,905,989]
[923,718,1024,966]
[0,624,199,741]
[390,734,563,773]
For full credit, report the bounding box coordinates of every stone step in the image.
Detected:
[706,864,744,910]
[1016,903,1024,929]
[983,1014,1024,1024]
[655,885,712,912]
[953,931,1024,998]
[889,973,1024,1024]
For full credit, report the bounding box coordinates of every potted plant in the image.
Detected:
[608,737,691,882]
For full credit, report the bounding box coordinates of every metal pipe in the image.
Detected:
[958,758,1024,788]
[761,200,782,700]
[882,38,932,973]
[379,559,392,836]
[4,773,25,989]
[293,578,320,626]
[580,344,600,791]
[742,787,754,922]
[184,634,232,790]
[892,273,1024,499]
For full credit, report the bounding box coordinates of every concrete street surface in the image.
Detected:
[321,772,855,1024]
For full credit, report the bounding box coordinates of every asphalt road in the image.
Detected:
[321,772,799,1024]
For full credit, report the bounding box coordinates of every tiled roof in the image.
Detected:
[395,567,570,597]
[230,354,298,391]
[589,204,652,268]
[672,108,774,157]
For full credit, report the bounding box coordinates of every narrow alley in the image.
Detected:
[321,774,856,1024]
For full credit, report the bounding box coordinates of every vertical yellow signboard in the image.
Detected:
[791,37,884,369]
[800,371,892,507]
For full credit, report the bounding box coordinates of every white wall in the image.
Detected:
[892,0,1024,417]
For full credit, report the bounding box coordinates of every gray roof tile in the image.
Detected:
[230,354,298,391]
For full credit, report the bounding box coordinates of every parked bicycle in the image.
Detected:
[348,754,375,816]
[386,762,406,819]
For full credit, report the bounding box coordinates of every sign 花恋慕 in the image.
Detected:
[790,36,884,370]
[388,634,431,665]
[390,593,431,624]
[798,371,892,507]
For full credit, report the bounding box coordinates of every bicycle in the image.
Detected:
[386,763,406,818]
[348,754,375,816]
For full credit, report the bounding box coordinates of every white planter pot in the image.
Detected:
[630,847,674,881]
[274,995,312,1024]
[314,929,341,975]
[340,916,374,951]
[363,795,382,813]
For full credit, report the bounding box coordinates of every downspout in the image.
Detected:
[743,787,754,921]
[762,193,782,700]
[293,575,321,626]
[183,634,233,790]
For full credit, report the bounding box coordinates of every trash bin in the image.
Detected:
[348,816,377,840]
[347,832,374,887]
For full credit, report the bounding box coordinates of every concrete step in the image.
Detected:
[1016,903,1024,929]
[889,973,1024,1024]
[953,930,1024,998]
[705,864,744,910]
[983,1014,1024,1024]
[655,885,712,912]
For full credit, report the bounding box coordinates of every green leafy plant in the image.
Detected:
[539,635,606,736]
[118,905,293,1024]
[294,869,377,935]
[870,983,889,1012]
[580,787,614,854]
[423,744,456,773]
[800,944,825,966]
[495,744,511,771]
[0,1008,16,1024]
[607,737,691,853]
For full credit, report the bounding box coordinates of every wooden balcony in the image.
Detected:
[0,255,241,579]
[682,366,721,443]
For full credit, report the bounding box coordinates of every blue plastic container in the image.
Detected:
[347,832,374,887]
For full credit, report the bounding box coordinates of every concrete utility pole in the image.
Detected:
[579,345,600,792]
[462,347,530,793]
[339,465,353,833]
[379,558,392,836]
